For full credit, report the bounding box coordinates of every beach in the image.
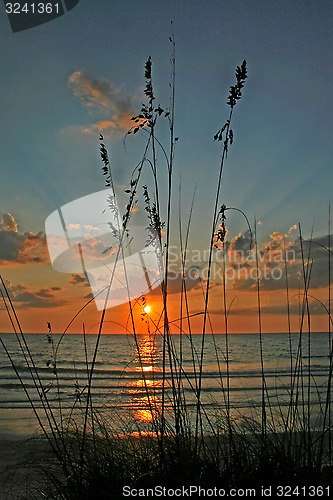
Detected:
[0,435,58,499]
[0,332,332,497]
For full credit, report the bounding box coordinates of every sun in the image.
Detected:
[143,305,151,314]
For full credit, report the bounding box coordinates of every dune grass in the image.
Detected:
[1,38,333,498]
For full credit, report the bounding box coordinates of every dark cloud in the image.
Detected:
[0,213,47,266]
[69,273,89,286]
[0,278,67,309]
[35,289,56,299]
[227,230,253,253]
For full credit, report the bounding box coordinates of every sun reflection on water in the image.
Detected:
[129,334,162,423]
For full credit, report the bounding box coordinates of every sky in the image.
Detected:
[0,0,332,334]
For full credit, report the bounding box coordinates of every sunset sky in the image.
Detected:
[0,0,332,333]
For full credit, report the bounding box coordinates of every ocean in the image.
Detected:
[0,332,332,437]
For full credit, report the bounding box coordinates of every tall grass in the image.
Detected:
[1,39,333,498]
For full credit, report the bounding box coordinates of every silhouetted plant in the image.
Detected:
[1,41,333,500]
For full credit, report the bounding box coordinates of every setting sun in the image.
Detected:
[143,305,151,314]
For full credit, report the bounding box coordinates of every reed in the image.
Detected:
[1,39,333,498]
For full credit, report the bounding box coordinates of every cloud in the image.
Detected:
[0,278,66,309]
[67,274,93,300]
[177,225,332,293]
[0,213,47,266]
[68,70,140,137]
[228,228,333,292]
[69,273,89,286]
[0,213,18,232]
[69,274,91,301]
[228,230,253,253]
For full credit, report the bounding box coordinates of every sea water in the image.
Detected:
[0,332,331,437]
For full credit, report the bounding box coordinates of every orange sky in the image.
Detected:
[1,214,332,334]
[1,265,330,334]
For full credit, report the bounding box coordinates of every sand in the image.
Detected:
[0,435,59,499]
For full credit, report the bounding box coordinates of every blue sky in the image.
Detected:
[0,0,332,332]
